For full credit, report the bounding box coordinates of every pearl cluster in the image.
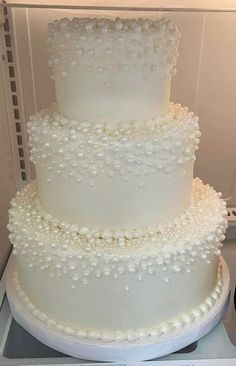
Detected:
[27,103,200,187]
[8,178,227,288]
[47,17,180,79]
[12,263,223,342]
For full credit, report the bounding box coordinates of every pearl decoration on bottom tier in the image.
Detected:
[11,264,224,342]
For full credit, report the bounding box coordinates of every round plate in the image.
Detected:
[6,256,230,362]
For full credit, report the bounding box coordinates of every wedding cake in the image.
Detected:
[7,17,229,359]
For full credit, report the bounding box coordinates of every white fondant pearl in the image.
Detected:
[76,329,87,338]
[26,302,35,311]
[55,324,64,332]
[32,309,40,317]
[47,319,56,327]
[191,309,202,319]
[134,328,146,339]
[127,331,138,342]
[88,330,101,340]
[173,318,184,329]
[64,327,75,336]
[101,332,114,342]
[160,324,172,334]
[79,227,89,235]
[71,60,77,67]
[182,315,192,325]
[38,312,48,322]
[61,71,67,77]
[200,304,209,313]
[22,296,29,304]
[149,328,161,336]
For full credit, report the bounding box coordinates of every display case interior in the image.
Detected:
[0,1,236,364]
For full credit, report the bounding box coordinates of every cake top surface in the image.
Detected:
[48,16,178,37]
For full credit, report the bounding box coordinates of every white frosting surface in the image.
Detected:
[47,17,179,122]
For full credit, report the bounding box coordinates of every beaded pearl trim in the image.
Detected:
[8,179,227,287]
[27,103,200,187]
[12,264,223,342]
[47,17,180,78]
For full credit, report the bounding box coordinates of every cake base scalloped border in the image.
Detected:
[6,256,230,362]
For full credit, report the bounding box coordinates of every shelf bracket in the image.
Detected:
[0,1,5,26]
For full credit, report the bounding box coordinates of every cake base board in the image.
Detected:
[6,256,230,362]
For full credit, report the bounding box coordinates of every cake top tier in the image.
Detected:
[47,17,180,123]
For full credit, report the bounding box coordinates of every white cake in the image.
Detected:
[8,17,228,351]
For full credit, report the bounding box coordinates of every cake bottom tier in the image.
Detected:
[7,257,230,362]
[15,254,222,341]
[8,178,228,342]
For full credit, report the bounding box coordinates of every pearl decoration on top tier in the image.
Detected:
[47,17,180,79]
[8,178,227,288]
[27,103,200,187]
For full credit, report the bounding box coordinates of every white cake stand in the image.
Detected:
[6,256,230,362]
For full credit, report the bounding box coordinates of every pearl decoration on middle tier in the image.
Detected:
[27,103,201,188]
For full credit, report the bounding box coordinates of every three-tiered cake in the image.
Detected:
[7,17,229,360]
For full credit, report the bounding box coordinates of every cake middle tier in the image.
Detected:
[28,103,200,229]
